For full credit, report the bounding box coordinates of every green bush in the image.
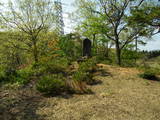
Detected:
[0,69,18,84]
[0,65,33,85]
[59,34,82,61]
[36,74,65,95]
[73,57,97,84]
[79,57,97,72]
[34,57,69,75]
[139,69,157,80]
[0,71,7,83]
[121,49,140,67]
[73,71,94,84]
[15,67,33,84]
[73,71,89,82]
[45,60,67,73]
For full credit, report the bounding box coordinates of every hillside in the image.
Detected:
[1,64,160,120]
[0,0,160,120]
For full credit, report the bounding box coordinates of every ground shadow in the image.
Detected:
[0,90,46,120]
[89,79,103,86]
[93,69,112,77]
[146,76,160,82]
[43,92,74,99]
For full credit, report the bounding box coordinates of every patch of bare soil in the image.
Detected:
[1,64,160,120]
[0,82,46,120]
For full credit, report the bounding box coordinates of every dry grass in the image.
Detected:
[1,64,160,120]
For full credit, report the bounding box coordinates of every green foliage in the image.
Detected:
[15,67,33,84]
[73,57,97,84]
[75,0,147,65]
[139,68,157,80]
[0,71,6,83]
[45,57,69,73]
[0,66,33,85]
[121,49,139,67]
[34,57,69,75]
[0,0,56,63]
[59,33,82,61]
[73,71,89,82]
[0,32,28,71]
[36,74,65,95]
[128,4,160,36]
[79,57,97,71]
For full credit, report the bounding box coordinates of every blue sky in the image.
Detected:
[1,0,159,51]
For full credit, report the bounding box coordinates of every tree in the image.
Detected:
[128,2,160,36]
[0,31,25,70]
[74,0,113,57]
[0,0,56,63]
[74,0,149,65]
[59,33,82,60]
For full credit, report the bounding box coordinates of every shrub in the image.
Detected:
[0,69,19,84]
[34,57,69,75]
[15,67,33,84]
[0,65,33,85]
[121,49,140,67]
[139,69,157,80]
[36,74,65,95]
[73,57,97,85]
[73,71,89,82]
[79,57,97,72]
[0,71,7,83]
[73,70,95,84]
[59,34,82,61]
[45,60,67,74]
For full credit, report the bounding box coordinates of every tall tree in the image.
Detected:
[74,0,150,65]
[0,0,56,63]
[74,0,112,56]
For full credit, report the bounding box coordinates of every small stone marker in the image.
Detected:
[83,38,92,57]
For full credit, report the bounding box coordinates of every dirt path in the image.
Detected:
[1,64,160,120]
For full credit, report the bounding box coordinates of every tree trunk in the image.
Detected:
[15,53,21,65]
[135,37,138,63]
[32,39,38,63]
[92,34,96,47]
[104,42,109,58]
[92,34,97,55]
[115,40,121,65]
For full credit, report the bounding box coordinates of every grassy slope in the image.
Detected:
[147,56,160,68]
[1,64,160,120]
[139,56,160,67]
